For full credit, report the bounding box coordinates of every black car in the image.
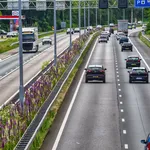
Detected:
[128,67,150,83]
[85,65,107,83]
[125,56,141,68]
[121,42,133,51]
[141,133,150,150]
[119,36,128,44]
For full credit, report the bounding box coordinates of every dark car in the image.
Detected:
[116,32,126,40]
[109,28,114,34]
[141,133,150,150]
[85,65,107,83]
[128,67,150,83]
[119,36,128,44]
[125,56,141,68]
[121,42,133,51]
[66,28,74,34]
[99,35,108,43]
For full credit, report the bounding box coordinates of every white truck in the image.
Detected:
[118,20,128,36]
[22,27,39,52]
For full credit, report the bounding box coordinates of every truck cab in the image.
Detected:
[22,27,39,52]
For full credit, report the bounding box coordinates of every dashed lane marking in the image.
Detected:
[118,89,121,91]
[124,144,128,149]
[123,130,127,134]
[121,109,124,112]
[117,79,120,82]
[120,101,123,104]
[119,95,122,97]
[122,118,125,122]
[118,83,120,86]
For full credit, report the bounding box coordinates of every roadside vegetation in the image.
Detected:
[139,32,150,48]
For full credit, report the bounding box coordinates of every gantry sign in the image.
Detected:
[0,0,134,10]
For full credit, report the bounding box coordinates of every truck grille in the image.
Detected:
[23,43,33,50]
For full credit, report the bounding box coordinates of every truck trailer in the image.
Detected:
[117,20,128,36]
[22,27,39,52]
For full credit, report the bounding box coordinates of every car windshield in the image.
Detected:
[100,36,106,39]
[22,33,35,42]
[132,69,146,73]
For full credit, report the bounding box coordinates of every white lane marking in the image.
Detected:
[118,89,121,91]
[119,95,122,97]
[116,68,118,70]
[117,79,120,81]
[122,118,125,122]
[129,33,150,71]
[116,62,118,64]
[116,65,118,67]
[124,144,128,149]
[117,75,119,77]
[117,71,119,74]
[52,38,98,150]
[121,109,124,112]
[120,101,123,104]
[123,130,127,134]
[118,83,120,86]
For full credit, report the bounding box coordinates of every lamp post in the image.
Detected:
[78,0,81,37]
[84,1,86,34]
[18,0,24,109]
[69,0,72,50]
[54,0,57,66]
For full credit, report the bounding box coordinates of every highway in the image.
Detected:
[41,29,150,150]
[0,32,81,106]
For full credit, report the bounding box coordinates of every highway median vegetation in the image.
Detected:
[0,29,99,149]
[138,32,150,48]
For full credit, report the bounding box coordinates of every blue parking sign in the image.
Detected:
[135,0,150,8]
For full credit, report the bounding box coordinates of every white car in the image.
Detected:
[42,37,52,45]
[87,26,93,31]
[7,31,18,37]
[96,25,102,29]
[74,28,80,33]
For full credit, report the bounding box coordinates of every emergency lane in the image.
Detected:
[114,31,150,150]
[0,32,82,106]
[41,34,121,150]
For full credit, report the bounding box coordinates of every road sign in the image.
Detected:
[56,1,65,10]
[135,0,150,8]
[12,10,19,16]
[36,0,46,11]
[61,22,66,28]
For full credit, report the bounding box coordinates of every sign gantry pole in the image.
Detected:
[54,0,57,66]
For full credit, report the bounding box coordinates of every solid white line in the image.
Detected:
[122,118,125,122]
[121,109,124,112]
[129,33,150,71]
[124,144,128,149]
[123,130,127,134]
[52,39,98,150]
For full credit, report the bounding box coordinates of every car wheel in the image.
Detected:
[131,48,133,51]
[146,78,149,83]
[129,78,132,83]
[103,79,106,83]
[42,43,44,45]
[121,49,123,52]
[106,41,107,43]
[126,65,128,69]
[85,79,88,83]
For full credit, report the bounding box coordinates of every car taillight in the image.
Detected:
[100,70,105,73]
[138,59,140,62]
[126,60,129,62]
[87,70,92,72]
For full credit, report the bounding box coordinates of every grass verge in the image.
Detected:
[29,32,100,150]
[139,32,150,48]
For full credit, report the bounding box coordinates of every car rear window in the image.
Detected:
[132,69,146,73]
[88,67,102,70]
[128,57,139,61]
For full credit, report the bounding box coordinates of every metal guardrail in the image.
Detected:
[14,33,96,150]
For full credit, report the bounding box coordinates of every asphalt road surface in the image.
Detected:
[42,29,150,150]
[0,32,81,106]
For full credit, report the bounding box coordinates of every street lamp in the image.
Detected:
[54,0,57,66]
[69,0,72,50]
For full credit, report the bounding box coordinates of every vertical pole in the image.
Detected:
[100,9,101,25]
[88,2,90,26]
[123,9,125,20]
[142,8,144,24]
[131,8,133,24]
[70,0,72,50]
[79,0,81,37]
[107,8,109,26]
[63,10,64,22]
[18,0,24,109]
[84,1,86,34]
[54,0,57,66]
[96,8,97,27]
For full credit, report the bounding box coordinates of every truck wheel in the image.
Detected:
[35,45,39,52]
